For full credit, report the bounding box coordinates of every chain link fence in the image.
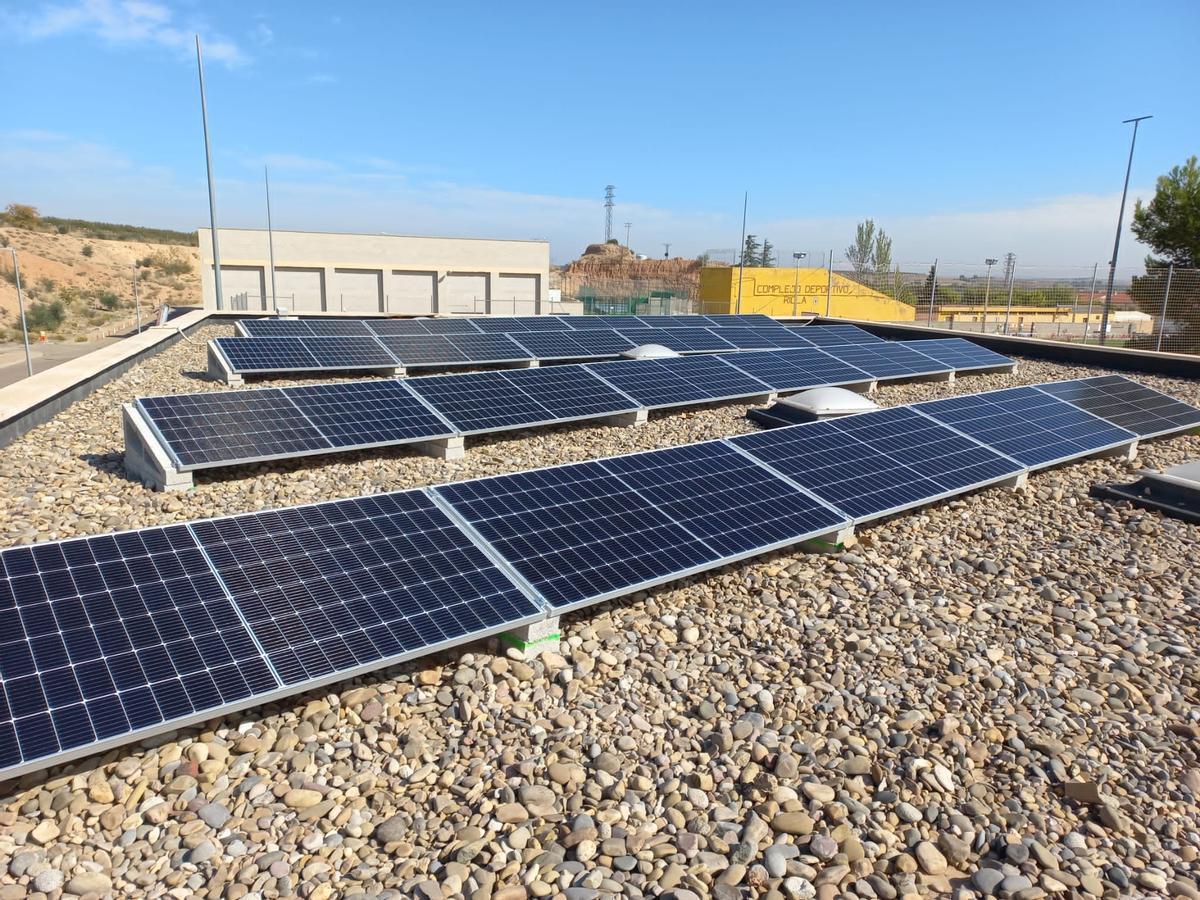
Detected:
[809,261,1200,354]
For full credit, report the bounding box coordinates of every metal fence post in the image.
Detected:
[927,259,938,326]
[1155,264,1174,352]
[1002,263,1016,335]
[8,249,33,377]
[132,264,142,333]
[825,251,833,317]
[1082,263,1098,343]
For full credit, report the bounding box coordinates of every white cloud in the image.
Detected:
[7,0,247,66]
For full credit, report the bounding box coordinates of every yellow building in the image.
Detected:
[698,267,916,321]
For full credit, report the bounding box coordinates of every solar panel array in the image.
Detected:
[217,317,904,377]
[137,381,454,471]
[7,376,1197,778]
[141,342,1017,474]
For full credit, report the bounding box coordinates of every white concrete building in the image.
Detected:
[199,228,550,315]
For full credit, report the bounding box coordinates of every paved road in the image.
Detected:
[0,337,120,390]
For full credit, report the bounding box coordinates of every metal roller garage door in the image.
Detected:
[219,266,265,310]
[333,268,384,313]
[442,273,489,314]
[390,271,437,315]
[275,267,325,312]
[495,274,539,315]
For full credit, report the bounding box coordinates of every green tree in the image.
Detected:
[1132,155,1200,267]
[846,219,894,279]
[741,234,761,267]
[1128,156,1200,350]
[760,239,776,268]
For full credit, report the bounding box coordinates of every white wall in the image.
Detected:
[199,228,549,315]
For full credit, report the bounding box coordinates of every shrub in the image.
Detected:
[25,300,65,332]
[2,204,40,230]
[148,248,192,276]
[81,244,94,257]
[58,285,80,304]
[56,225,69,235]
[97,291,121,310]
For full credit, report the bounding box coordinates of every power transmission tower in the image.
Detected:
[604,185,616,242]
[663,243,671,259]
[624,222,632,248]
[1002,252,1016,286]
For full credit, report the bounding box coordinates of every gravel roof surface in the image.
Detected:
[0,324,1197,899]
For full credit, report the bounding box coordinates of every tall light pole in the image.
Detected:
[264,166,278,312]
[735,192,748,314]
[1099,115,1152,344]
[791,251,807,317]
[196,35,224,310]
[981,257,998,333]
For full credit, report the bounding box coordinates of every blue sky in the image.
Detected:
[1,0,1197,272]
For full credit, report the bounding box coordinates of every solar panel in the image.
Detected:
[417,318,484,335]
[407,366,638,434]
[563,315,646,329]
[366,319,442,336]
[635,315,718,329]
[599,442,848,558]
[191,492,541,686]
[286,381,455,448]
[445,333,530,362]
[376,335,468,366]
[299,336,399,369]
[434,442,848,613]
[0,525,278,773]
[616,328,736,352]
[585,355,770,409]
[913,387,1138,468]
[905,338,1013,370]
[786,324,884,346]
[715,327,815,349]
[824,342,952,379]
[238,319,313,337]
[731,406,1023,522]
[1036,375,1200,438]
[473,316,573,333]
[136,390,332,470]
[302,320,375,337]
[719,348,873,392]
[510,330,632,360]
[705,314,783,328]
[213,337,320,373]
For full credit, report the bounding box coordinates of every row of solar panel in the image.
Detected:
[6,375,1199,778]
[140,339,1015,471]
[236,313,784,338]
[211,324,885,375]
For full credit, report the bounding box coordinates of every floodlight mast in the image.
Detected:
[1099,115,1152,345]
[792,252,807,317]
[196,35,224,311]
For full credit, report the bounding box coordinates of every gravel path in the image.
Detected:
[0,325,1197,899]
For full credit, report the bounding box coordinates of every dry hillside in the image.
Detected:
[558,242,711,304]
[0,219,199,341]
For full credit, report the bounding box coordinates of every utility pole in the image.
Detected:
[604,185,616,242]
[264,166,278,312]
[1099,115,1152,344]
[736,192,748,314]
[825,250,834,317]
[196,35,224,310]
[1082,262,1099,342]
[8,250,32,377]
[132,264,142,333]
